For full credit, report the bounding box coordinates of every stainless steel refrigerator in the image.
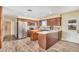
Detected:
[17,21,28,39]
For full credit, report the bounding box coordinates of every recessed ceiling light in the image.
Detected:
[27,9,32,11]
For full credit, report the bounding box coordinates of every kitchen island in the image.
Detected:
[37,30,61,50]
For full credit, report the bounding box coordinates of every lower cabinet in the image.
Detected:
[30,30,40,41]
[38,32,60,50]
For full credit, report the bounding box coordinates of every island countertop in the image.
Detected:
[37,30,61,34]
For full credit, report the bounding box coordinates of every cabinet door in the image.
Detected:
[47,17,61,26]
[18,21,23,38]
[0,7,2,48]
[38,34,46,49]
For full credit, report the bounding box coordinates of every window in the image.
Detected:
[41,20,47,26]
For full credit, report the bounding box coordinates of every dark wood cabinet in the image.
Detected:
[27,30,31,37]
[30,30,40,41]
[38,32,61,50]
[47,17,61,26]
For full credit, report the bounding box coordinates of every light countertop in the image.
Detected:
[37,30,61,34]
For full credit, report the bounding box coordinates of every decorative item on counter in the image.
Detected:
[53,26,61,30]
[39,26,51,31]
[50,26,53,30]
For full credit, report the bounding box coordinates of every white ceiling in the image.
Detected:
[3,6,79,18]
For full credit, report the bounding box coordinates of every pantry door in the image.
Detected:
[0,6,2,48]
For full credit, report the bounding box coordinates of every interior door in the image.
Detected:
[5,21,11,38]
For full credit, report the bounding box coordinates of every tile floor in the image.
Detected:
[0,37,79,52]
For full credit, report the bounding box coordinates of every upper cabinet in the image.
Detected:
[27,20,39,27]
[47,17,61,26]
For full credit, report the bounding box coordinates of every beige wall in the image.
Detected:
[62,10,79,43]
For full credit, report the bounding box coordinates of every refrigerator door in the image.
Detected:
[18,21,23,39]
[18,21,28,39]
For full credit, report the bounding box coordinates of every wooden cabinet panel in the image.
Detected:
[38,32,60,50]
[27,20,39,26]
[0,6,2,48]
[30,30,40,41]
[38,34,46,49]
[46,33,59,49]
[47,17,61,26]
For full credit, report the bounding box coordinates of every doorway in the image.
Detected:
[4,21,11,41]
